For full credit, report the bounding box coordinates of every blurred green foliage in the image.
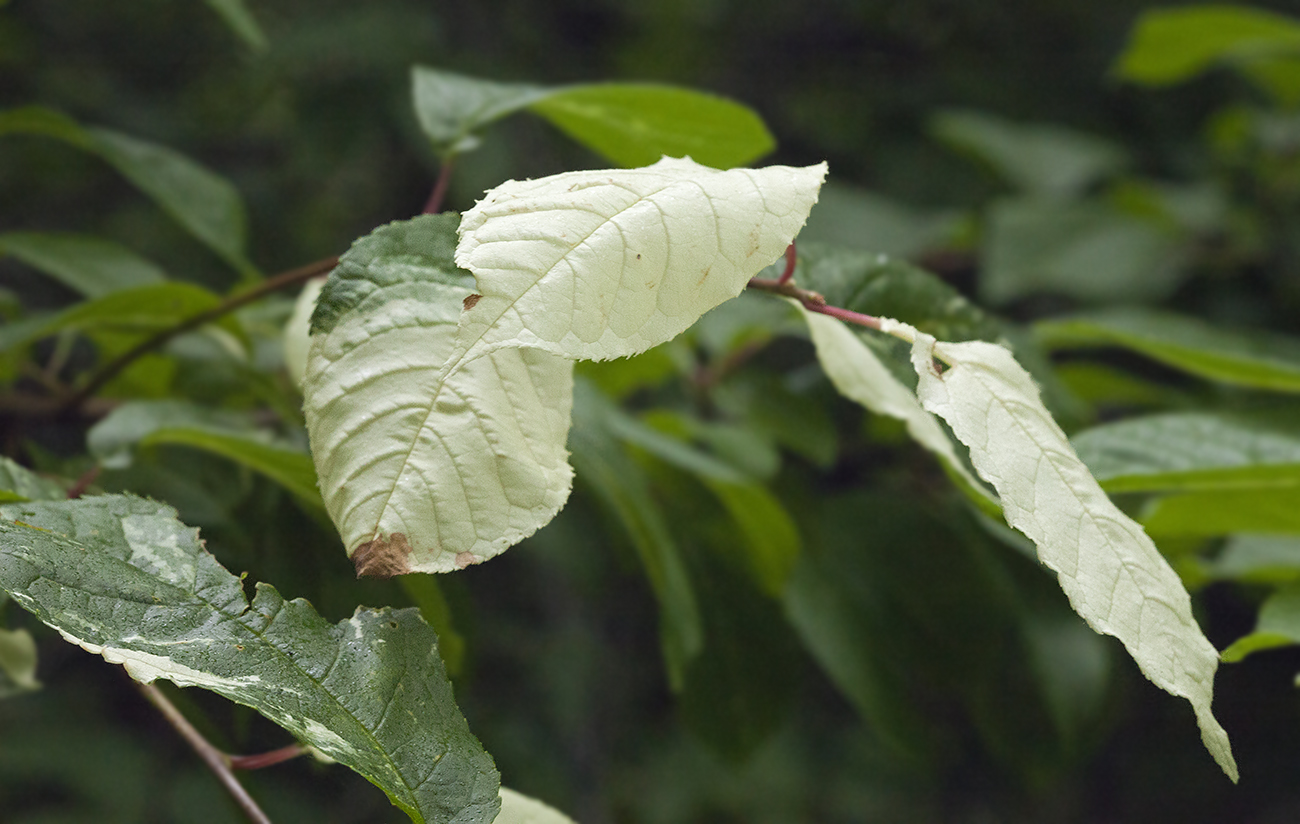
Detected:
[7,2,1300,822]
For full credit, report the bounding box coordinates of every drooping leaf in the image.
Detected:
[1115,6,1300,90]
[87,400,324,512]
[0,232,166,298]
[0,456,64,504]
[203,0,269,51]
[495,788,576,824]
[883,317,1237,781]
[931,109,1126,198]
[1221,585,1300,663]
[0,627,40,699]
[304,215,574,575]
[0,495,501,824]
[411,67,774,168]
[797,305,998,513]
[1074,411,1300,493]
[1036,309,1300,394]
[453,157,826,366]
[569,382,702,690]
[0,106,256,279]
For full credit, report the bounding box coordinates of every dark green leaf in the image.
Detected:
[700,480,801,597]
[798,182,960,258]
[1074,411,1300,493]
[981,198,1188,305]
[0,232,166,298]
[0,456,64,503]
[931,109,1126,197]
[1115,6,1300,92]
[570,383,703,691]
[0,495,500,824]
[0,107,256,278]
[1036,309,1300,393]
[793,242,1003,343]
[87,401,323,512]
[410,67,547,157]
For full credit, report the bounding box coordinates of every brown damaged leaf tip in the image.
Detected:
[454,551,478,569]
[463,294,481,311]
[352,533,414,578]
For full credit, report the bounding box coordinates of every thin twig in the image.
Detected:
[66,465,101,500]
[777,242,797,286]
[136,681,273,824]
[228,743,307,771]
[423,159,455,215]
[62,255,339,413]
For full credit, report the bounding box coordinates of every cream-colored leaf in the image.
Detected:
[496,787,576,824]
[302,219,575,575]
[883,317,1237,781]
[283,276,325,388]
[798,305,995,508]
[454,156,826,364]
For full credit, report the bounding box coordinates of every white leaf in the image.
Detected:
[454,156,826,364]
[883,317,1237,781]
[495,787,576,824]
[303,217,574,575]
[283,275,325,388]
[797,304,995,508]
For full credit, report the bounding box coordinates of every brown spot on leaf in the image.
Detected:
[697,266,711,285]
[353,533,414,578]
[463,294,481,311]
[454,551,478,569]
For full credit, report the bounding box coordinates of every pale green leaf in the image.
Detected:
[304,216,574,575]
[0,456,64,503]
[1201,534,1300,584]
[411,67,548,156]
[0,495,500,823]
[1115,6,1300,89]
[797,306,997,512]
[0,627,40,698]
[1036,309,1300,393]
[886,318,1237,781]
[495,788,576,824]
[0,106,256,278]
[0,232,166,297]
[1143,490,1300,536]
[453,157,826,365]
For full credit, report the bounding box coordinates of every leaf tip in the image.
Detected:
[352,533,414,578]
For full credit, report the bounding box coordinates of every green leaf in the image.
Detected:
[700,480,800,597]
[0,627,40,698]
[1074,411,1300,493]
[1221,585,1300,663]
[792,243,1003,344]
[0,282,242,358]
[889,318,1237,781]
[570,382,703,691]
[0,232,166,298]
[1201,535,1300,584]
[304,216,575,575]
[411,67,774,168]
[0,495,500,824]
[931,109,1126,197]
[203,0,269,51]
[0,106,256,279]
[528,84,775,169]
[87,400,324,512]
[0,456,64,504]
[1143,490,1300,537]
[1115,6,1300,90]
[1036,309,1300,394]
[981,198,1188,305]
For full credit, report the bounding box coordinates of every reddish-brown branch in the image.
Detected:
[423,160,455,215]
[777,242,797,286]
[228,744,307,771]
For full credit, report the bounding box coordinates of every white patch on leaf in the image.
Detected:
[885,318,1237,782]
[57,629,263,692]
